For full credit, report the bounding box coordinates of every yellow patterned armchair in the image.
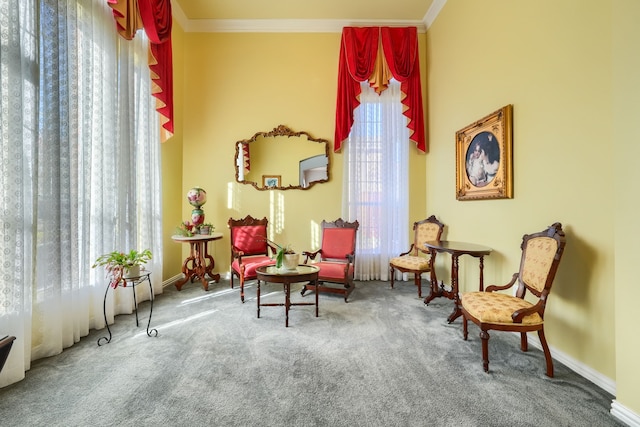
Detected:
[460,223,566,377]
[389,215,444,298]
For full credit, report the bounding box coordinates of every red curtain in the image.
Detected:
[107,0,174,136]
[334,27,425,152]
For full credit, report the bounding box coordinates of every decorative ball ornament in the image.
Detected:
[187,187,207,208]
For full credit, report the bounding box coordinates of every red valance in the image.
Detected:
[335,27,425,152]
[107,0,174,137]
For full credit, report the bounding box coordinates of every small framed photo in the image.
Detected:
[456,105,513,201]
[262,175,281,188]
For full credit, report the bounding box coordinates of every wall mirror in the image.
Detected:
[235,125,330,191]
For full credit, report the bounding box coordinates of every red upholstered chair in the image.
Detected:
[228,215,276,303]
[389,215,445,298]
[301,218,359,302]
[460,223,566,377]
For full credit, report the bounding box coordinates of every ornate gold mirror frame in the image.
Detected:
[234,125,331,191]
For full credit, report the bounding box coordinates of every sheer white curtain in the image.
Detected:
[0,0,163,388]
[342,80,409,281]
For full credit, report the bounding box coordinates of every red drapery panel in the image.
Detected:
[381,27,424,150]
[335,28,378,155]
[334,27,425,152]
[107,0,174,137]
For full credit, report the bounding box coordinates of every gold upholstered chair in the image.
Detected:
[228,215,277,303]
[460,223,566,377]
[389,215,444,298]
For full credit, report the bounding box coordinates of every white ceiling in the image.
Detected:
[171,0,446,32]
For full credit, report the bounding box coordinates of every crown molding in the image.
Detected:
[172,1,188,30]
[184,18,426,33]
[424,0,447,29]
[172,2,446,34]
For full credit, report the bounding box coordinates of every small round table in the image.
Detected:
[98,272,157,346]
[172,232,223,291]
[423,240,492,323]
[255,265,320,327]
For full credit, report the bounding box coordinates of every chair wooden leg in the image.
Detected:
[344,281,354,302]
[414,273,422,298]
[390,265,395,289]
[520,332,528,352]
[480,330,490,373]
[239,277,245,303]
[462,315,468,340]
[538,328,554,378]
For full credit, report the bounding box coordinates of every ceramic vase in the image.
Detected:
[124,264,140,279]
[283,253,299,270]
[191,208,205,226]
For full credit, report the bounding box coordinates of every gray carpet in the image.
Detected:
[0,279,622,427]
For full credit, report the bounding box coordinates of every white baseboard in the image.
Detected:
[162,272,231,289]
[611,400,640,427]
[162,274,184,288]
[525,334,616,395]
[526,335,640,426]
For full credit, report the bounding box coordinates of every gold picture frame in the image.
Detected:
[456,105,513,201]
[262,175,281,188]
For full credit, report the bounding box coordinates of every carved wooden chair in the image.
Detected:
[0,335,16,374]
[228,215,277,303]
[460,223,566,377]
[301,218,359,302]
[389,215,445,298]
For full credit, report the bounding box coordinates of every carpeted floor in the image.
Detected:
[0,279,623,427]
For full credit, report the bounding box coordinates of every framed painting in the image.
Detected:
[262,175,281,188]
[456,104,513,201]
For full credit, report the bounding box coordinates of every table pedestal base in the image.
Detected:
[175,239,220,291]
[423,240,491,324]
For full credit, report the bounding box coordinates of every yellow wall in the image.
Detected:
[161,20,185,280]
[612,0,640,416]
[427,0,639,416]
[168,31,427,277]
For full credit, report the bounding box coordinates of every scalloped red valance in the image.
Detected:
[335,26,425,152]
[107,0,174,138]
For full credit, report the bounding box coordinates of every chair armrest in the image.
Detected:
[512,300,544,323]
[266,242,278,256]
[231,246,245,258]
[302,249,321,263]
[398,244,416,257]
[485,273,518,292]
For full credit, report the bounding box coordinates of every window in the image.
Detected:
[342,80,409,280]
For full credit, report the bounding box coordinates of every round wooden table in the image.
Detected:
[172,232,223,291]
[256,265,320,327]
[423,240,492,323]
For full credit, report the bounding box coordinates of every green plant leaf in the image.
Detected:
[276,248,284,268]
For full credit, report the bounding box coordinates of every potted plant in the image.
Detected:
[175,221,195,237]
[92,249,152,287]
[263,239,297,270]
[197,223,214,235]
